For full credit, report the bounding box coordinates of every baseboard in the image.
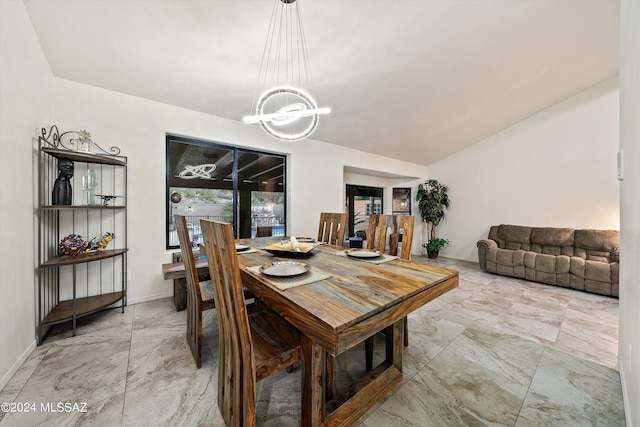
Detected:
[0,339,37,392]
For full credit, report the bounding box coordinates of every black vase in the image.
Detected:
[427,250,439,259]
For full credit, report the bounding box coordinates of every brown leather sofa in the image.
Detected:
[477,225,620,297]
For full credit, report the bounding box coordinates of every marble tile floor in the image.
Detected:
[0,258,625,426]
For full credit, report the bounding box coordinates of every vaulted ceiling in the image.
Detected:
[23,0,619,166]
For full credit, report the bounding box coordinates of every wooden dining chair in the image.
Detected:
[366,214,389,253]
[175,215,216,368]
[364,214,415,370]
[317,212,347,246]
[200,219,302,427]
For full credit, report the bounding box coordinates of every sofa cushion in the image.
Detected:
[585,280,612,296]
[497,225,532,250]
[530,227,575,256]
[533,254,570,273]
[574,230,620,262]
[585,260,612,283]
[570,257,585,278]
[496,248,525,266]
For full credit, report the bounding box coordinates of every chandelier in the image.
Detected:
[243,0,330,141]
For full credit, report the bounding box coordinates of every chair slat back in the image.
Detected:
[200,219,256,426]
[175,215,204,367]
[366,214,388,253]
[390,215,415,260]
[317,212,347,246]
[367,214,415,259]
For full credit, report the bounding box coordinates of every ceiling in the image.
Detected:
[23,0,619,166]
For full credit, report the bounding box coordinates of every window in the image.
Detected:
[345,184,383,238]
[166,135,286,249]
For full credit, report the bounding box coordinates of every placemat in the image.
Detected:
[334,250,398,264]
[236,248,259,255]
[246,265,330,290]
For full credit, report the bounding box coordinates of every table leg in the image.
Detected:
[173,278,187,311]
[386,318,404,371]
[301,334,324,427]
[311,319,404,427]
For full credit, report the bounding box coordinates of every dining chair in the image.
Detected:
[364,214,415,370]
[200,219,302,427]
[366,214,389,253]
[317,212,347,246]
[175,215,216,368]
[388,214,415,261]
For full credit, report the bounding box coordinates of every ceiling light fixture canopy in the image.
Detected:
[243,0,330,141]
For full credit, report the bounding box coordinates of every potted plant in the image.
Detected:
[416,179,450,258]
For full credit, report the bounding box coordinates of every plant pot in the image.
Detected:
[427,250,439,259]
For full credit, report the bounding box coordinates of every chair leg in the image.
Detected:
[325,354,334,401]
[365,336,374,372]
[403,316,409,347]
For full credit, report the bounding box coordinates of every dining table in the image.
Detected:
[162,236,458,426]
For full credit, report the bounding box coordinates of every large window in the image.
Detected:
[166,135,286,249]
[345,185,383,239]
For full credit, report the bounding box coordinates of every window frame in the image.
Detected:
[345,184,384,238]
[166,134,287,249]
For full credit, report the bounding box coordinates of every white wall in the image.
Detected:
[429,77,620,262]
[51,78,429,306]
[619,2,640,425]
[0,0,53,389]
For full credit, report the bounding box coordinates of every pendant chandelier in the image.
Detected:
[243,0,330,141]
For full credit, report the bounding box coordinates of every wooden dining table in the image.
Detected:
[163,237,458,426]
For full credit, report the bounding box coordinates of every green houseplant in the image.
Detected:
[416,179,450,258]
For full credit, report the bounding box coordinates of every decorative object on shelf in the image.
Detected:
[59,234,88,256]
[170,192,182,203]
[82,168,98,205]
[243,0,330,141]
[85,232,115,253]
[77,130,93,152]
[52,158,74,205]
[96,194,121,206]
[40,125,121,156]
[416,179,451,258]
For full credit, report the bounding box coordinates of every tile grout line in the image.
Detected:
[512,346,547,426]
[120,303,136,427]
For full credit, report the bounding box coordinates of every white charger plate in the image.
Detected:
[345,249,382,259]
[259,261,310,277]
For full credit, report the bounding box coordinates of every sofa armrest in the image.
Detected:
[477,239,498,271]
